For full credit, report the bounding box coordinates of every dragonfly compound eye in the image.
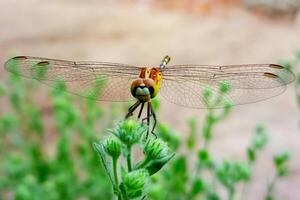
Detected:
[148,86,154,95]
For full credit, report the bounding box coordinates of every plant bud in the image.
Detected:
[120,169,150,199]
[103,137,121,159]
[110,120,146,146]
[144,138,170,161]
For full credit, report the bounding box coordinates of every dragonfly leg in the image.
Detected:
[150,102,157,138]
[137,102,145,120]
[141,101,157,139]
[125,101,141,119]
[141,102,150,139]
[146,102,151,139]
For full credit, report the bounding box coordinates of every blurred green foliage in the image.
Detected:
[0,70,113,200]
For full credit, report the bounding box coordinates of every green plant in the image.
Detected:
[265,151,290,200]
[0,66,113,199]
[94,119,174,199]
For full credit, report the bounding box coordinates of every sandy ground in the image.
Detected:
[1,0,300,199]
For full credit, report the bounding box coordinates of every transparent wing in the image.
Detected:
[161,64,295,108]
[4,56,141,101]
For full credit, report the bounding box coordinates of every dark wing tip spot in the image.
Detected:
[36,61,50,66]
[269,64,284,69]
[264,72,278,79]
[13,56,28,60]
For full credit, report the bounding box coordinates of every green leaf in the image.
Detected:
[146,153,175,175]
[274,152,289,167]
[252,124,268,150]
[274,151,290,177]
[93,142,114,186]
[247,147,256,162]
[171,156,187,176]
[277,166,288,176]
[198,149,210,162]
[216,160,251,189]
[191,178,204,197]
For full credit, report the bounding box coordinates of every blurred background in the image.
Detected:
[1,0,300,200]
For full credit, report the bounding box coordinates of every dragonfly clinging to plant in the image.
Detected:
[4,55,295,138]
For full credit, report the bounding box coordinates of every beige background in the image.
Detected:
[1,1,300,199]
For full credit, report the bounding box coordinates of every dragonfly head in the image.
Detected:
[131,78,157,102]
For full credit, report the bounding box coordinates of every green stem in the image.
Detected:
[113,157,119,185]
[203,139,209,150]
[112,157,122,200]
[240,160,254,200]
[265,174,277,199]
[240,182,246,200]
[127,145,132,172]
[228,186,235,200]
[203,123,213,150]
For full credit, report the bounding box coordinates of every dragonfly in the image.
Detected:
[4,55,295,138]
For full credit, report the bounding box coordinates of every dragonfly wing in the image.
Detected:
[4,56,141,102]
[161,64,295,108]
